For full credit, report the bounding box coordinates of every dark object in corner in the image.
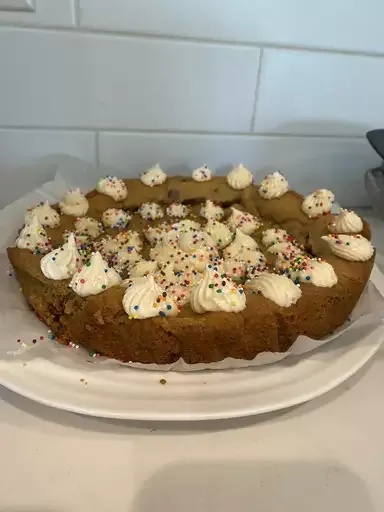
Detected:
[365,130,384,219]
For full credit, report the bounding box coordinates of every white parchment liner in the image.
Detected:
[1,155,384,372]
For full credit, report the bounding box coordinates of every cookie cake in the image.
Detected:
[7,164,375,365]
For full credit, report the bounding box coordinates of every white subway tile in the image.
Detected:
[0,28,259,132]
[0,0,75,27]
[0,129,95,206]
[99,132,380,206]
[0,129,95,167]
[254,50,384,136]
[80,0,384,54]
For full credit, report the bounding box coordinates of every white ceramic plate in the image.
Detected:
[0,324,382,421]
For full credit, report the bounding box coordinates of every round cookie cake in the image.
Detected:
[7,164,375,365]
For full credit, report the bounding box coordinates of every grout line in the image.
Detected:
[0,126,367,140]
[72,0,81,28]
[0,23,384,60]
[94,131,100,167]
[249,48,264,132]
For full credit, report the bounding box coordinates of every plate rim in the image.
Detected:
[0,335,382,421]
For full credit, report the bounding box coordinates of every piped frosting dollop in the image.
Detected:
[40,233,81,280]
[59,189,89,217]
[138,202,164,220]
[69,251,122,297]
[276,254,338,288]
[122,276,178,319]
[16,214,51,254]
[200,200,224,221]
[227,207,261,235]
[329,209,363,234]
[258,171,289,200]
[321,234,374,262]
[246,273,302,308]
[96,176,127,202]
[261,228,288,247]
[204,219,233,249]
[166,203,189,218]
[226,164,253,190]
[74,217,103,239]
[26,201,60,228]
[101,208,131,228]
[140,164,167,187]
[190,264,246,314]
[192,165,212,182]
[302,189,335,218]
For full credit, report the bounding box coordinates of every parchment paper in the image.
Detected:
[1,155,384,372]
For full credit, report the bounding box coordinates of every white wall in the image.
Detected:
[1,0,383,206]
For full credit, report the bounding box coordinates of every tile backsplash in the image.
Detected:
[1,0,383,207]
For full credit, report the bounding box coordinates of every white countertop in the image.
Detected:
[0,208,383,512]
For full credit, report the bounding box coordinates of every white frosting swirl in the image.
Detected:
[223,246,266,280]
[63,230,90,248]
[101,208,131,228]
[166,203,189,218]
[267,241,302,256]
[115,246,142,267]
[262,228,288,247]
[69,252,121,297]
[205,219,233,249]
[226,164,253,190]
[98,231,142,256]
[200,200,224,221]
[154,261,177,288]
[223,229,258,259]
[178,229,203,253]
[150,242,178,267]
[238,248,266,267]
[129,259,158,278]
[40,233,81,280]
[258,171,289,200]
[167,284,192,307]
[74,217,103,239]
[321,234,374,262]
[163,229,218,273]
[16,214,51,254]
[96,176,127,202]
[144,223,171,244]
[246,273,302,308]
[176,267,202,287]
[286,256,338,287]
[192,165,212,182]
[173,253,194,273]
[162,268,195,304]
[122,276,178,319]
[176,228,213,252]
[222,259,246,280]
[26,201,60,228]
[329,209,363,234]
[138,202,164,220]
[302,189,335,218]
[190,264,246,314]
[245,263,268,280]
[274,252,296,271]
[227,207,261,235]
[164,227,180,246]
[98,236,120,257]
[115,230,142,252]
[59,189,89,217]
[189,246,216,272]
[172,219,201,232]
[140,164,167,187]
